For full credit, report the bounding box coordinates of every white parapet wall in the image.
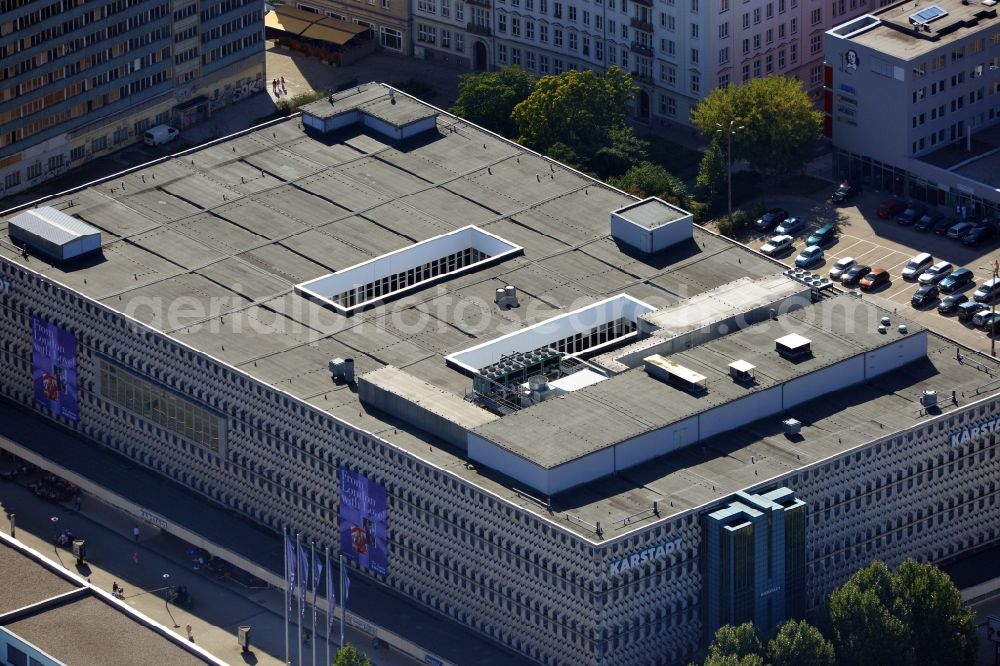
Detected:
[445,294,657,374]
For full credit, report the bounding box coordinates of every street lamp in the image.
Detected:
[716,120,745,225]
[50,516,59,552]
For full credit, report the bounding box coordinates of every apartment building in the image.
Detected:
[0,0,265,199]
[410,0,878,123]
[825,0,1000,220]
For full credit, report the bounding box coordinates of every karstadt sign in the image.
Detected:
[608,536,683,575]
[949,416,1000,447]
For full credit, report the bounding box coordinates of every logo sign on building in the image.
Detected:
[31,316,79,422]
[949,417,1000,447]
[339,468,388,576]
[608,536,683,575]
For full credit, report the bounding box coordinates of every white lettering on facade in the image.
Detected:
[949,417,1000,448]
[608,536,683,575]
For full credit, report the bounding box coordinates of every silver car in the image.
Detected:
[829,257,856,280]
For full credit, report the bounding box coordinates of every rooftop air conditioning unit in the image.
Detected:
[783,418,802,435]
[329,357,355,383]
[775,333,812,359]
[728,360,756,383]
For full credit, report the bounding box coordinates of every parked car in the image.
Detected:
[918,261,953,285]
[829,257,856,281]
[755,208,790,231]
[947,221,975,239]
[911,283,939,308]
[938,293,969,315]
[760,235,794,256]
[900,252,933,280]
[959,301,990,322]
[974,277,1000,303]
[775,216,807,235]
[876,198,907,218]
[806,223,837,247]
[973,308,997,327]
[794,245,825,267]
[933,217,961,235]
[938,267,974,293]
[860,267,890,291]
[984,313,1000,336]
[914,213,943,232]
[962,224,996,246]
[831,182,860,204]
[841,264,871,287]
[897,202,928,226]
[143,124,179,146]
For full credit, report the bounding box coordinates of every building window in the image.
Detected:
[498,13,506,32]
[512,46,521,65]
[417,24,436,43]
[70,146,86,162]
[381,27,402,50]
[810,34,821,55]
[441,29,451,47]
[48,154,63,172]
[27,163,42,179]
[99,358,224,451]
[511,16,520,36]
[92,136,108,153]
[498,43,507,63]
[719,46,729,64]
[810,7,821,24]
[455,33,464,51]
[691,72,700,93]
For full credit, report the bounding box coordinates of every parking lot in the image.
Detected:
[748,187,1000,356]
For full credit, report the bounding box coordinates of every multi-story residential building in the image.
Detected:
[292,0,410,56]
[411,0,878,124]
[824,0,1000,220]
[2,83,1000,666]
[0,0,265,199]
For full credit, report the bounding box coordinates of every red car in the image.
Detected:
[876,198,907,218]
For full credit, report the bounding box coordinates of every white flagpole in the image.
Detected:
[284,527,289,665]
[297,532,303,666]
[339,553,346,648]
[325,546,331,666]
[311,540,317,666]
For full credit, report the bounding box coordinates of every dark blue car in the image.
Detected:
[938,268,974,293]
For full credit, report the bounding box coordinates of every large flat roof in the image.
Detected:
[0,536,221,665]
[2,86,999,539]
[842,0,999,60]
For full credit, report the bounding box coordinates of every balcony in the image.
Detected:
[466,22,491,36]
[632,0,653,7]
[631,71,653,84]
[465,0,491,8]
[629,17,653,32]
[630,42,653,57]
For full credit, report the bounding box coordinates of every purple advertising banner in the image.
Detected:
[31,316,79,422]
[339,468,388,576]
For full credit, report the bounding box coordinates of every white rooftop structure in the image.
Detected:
[7,207,101,261]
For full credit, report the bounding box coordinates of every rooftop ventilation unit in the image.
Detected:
[775,333,812,359]
[329,357,355,383]
[728,360,757,383]
[610,197,693,254]
[644,354,708,393]
[8,207,102,262]
[920,390,938,408]
[783,418,802,435]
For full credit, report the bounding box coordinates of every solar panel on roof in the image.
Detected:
[909,4,947,24]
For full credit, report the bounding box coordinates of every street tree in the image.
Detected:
[826,559,977,666]
[691,77,822,176]
[706,622,764,662]
[450,66,535,137]
[703,654,766,666]
[511,67,636,160]
[608,161,688,207]
[696,140,728,212]
[766,619,835,666]
[333,645,372,666]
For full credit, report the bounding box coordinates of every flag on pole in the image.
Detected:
[326,548,335,632]
[298,544,309,619]
[285,532,297,613]
[343,565,350,602]
[312,552,323,596]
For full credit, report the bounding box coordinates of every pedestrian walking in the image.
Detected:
[280,76,286,92]
[132,550,140,565]
[132,525,140,542]
[186,624,194,642]
[112,581,120,597]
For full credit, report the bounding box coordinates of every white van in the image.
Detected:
[974,277,1000,303]
[143,125,179,146]
[900,252,933,280]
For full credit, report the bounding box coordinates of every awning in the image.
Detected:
[315,16,370,34]
[300,23,356,44]
[265,11,313,35]
[273,5,324,21]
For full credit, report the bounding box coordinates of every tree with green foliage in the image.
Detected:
[449,66,535,137]
[591,124,649,179]
[707,622,763,662]
[696,140,728,212]
[608,161,688,207]
[766,620,835,666]
[826,559,977,666]
[333,645,371,666]
[511,67,636,161]
[704,654,766,666]
[691,77,822,176]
